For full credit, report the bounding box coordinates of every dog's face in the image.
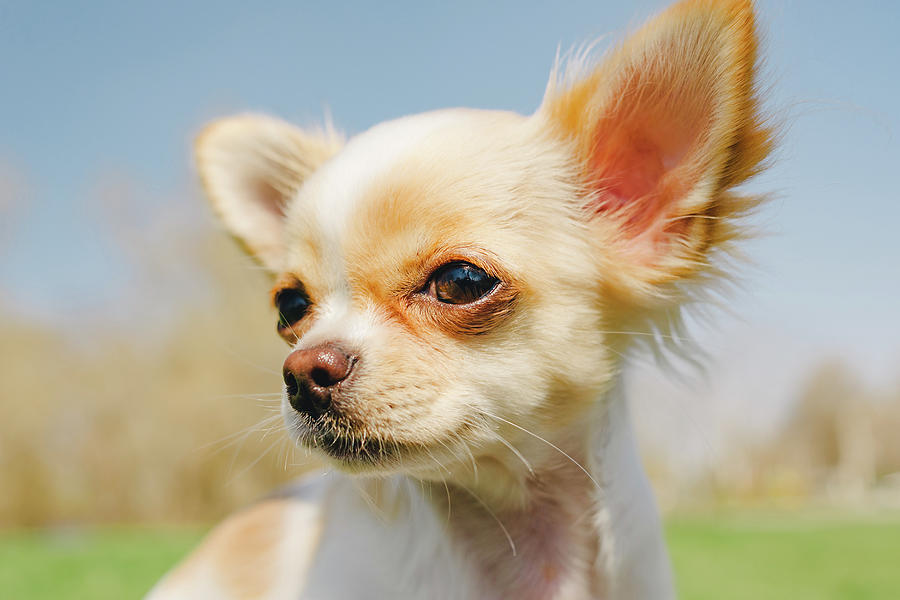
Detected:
[195,0,770,476]
[204,110,613,475]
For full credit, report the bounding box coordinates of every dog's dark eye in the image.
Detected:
[427,262,499,305]
[276,288,310,329]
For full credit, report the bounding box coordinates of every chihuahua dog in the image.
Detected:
[148,0,772,598]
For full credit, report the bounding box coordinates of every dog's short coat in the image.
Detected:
[148,1,773,598]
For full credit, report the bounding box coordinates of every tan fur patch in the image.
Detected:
[209,500,289,598]
[541,0,774,289]
[156,499,290,599]
[341,138,529,341]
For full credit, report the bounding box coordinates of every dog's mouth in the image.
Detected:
[288,411,407,469]
[312,429,401,465]
[286,408,477,473]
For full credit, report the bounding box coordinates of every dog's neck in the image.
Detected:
[425,438,603,599]
[412,388,636,599]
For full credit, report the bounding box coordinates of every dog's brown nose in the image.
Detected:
[283,344,356,418]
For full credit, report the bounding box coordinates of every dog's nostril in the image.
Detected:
[283,370,300,399]
[310,366,335,388]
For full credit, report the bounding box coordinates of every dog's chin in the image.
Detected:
[284,411,468,477]
[312,430,406,474]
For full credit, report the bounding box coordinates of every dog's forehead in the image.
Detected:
[303,110,470,237]
[284,109,531,290]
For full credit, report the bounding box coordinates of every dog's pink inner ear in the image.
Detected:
[195,114,343,270]
[251,178,288,220]
[585,73,714,256]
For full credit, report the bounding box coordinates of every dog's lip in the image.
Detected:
[316,430,395,460]
[290,417,403,464]
[289,414,476,470]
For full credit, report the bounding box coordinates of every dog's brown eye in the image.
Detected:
[276,288,310,330]
[428,262,499,305]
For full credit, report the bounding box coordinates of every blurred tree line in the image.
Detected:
[0,175,308,527]
[1,174,898,526]
[715,362,900,506]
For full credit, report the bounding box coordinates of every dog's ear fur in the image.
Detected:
[195,115,342,270]
[541,0,773,302]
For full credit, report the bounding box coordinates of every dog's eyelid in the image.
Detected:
[270,276,313,344]
[420,261,502,306]
[422,250,505,281]
[270,274,309,305]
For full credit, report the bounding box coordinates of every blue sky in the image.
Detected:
[1,0,898,385]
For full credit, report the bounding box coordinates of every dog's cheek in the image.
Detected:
[484,294,612,425]
[346,332,468,442]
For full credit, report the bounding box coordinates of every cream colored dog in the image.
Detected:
[148,1,772,598]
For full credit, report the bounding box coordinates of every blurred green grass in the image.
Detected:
[667,513,900,600]
[2,513,899,599]
[0,527,204,599]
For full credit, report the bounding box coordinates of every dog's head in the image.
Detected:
[195,0,771,477]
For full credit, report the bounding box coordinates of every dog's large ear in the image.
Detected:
[541,0,772,300]
[195,115,342,270]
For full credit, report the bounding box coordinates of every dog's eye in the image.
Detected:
[427,262,499,305]
[276,288,310,330]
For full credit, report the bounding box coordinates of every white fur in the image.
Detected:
[150,383,669,600]
[158,104,671,600]
[152,0,772,597]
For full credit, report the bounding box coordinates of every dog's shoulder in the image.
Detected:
[145,472,333,600]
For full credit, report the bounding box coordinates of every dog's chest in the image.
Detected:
[444,485,600,600]
[296,476,600,600]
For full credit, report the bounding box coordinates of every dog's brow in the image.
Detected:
[270,275,307,305]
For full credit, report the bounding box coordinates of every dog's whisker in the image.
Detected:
[489,430,535,478]
[475,408,602,493]
[217,345,283,377]
[456,481,516,558]
[424,448,451,475]
[458,436,479,483]
[227,421,279,476]
[433,436,472,477]
[213,392,283,399]
[278,307,303,343]
[226,435,284,485]
[597,330,692,343]
[352,479,389,523]
[441,475,452,523]
[422,450,454,524]
[199,413,284,452]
